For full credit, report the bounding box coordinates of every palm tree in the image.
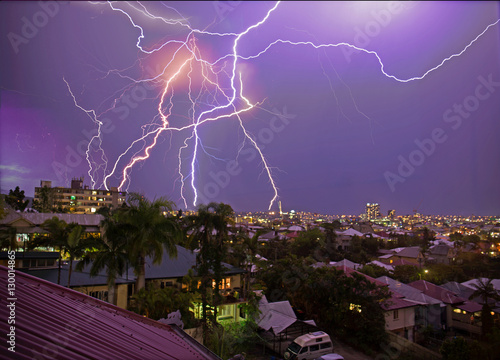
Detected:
[468,278,500,337]
[30,216,69,285]
[0,226,18,251]
[231,229,266,299]
[76,213,129,305]
[185,202,234,340]
[65,223,99,288]
[123,193,181,293]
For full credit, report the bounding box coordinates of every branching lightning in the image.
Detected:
[64,1,500,210]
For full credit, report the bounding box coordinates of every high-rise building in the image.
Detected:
[388,209,396,220]
[365,203,381,220]
[34,178,126,214]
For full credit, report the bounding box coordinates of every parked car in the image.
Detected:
[283,331,334,360]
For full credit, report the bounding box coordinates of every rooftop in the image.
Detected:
[0,265,220,359]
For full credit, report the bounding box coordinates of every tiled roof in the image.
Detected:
[0,266,220,360]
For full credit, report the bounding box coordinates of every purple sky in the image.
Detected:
[1,1,500,216]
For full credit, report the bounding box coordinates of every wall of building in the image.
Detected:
[385,307,416,334]
[72,284,130,309]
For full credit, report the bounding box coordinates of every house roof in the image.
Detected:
[391,259,417,267]
[1,212,104,227]
[455,301,482,313]
[429,244,452,256]
[0,265,220,360]
[441,281,475,300]
[257,296,316,335]
[408,280,465,305]
[21,246,245,287]
[366,261,394,271]
[332,259,360,270]
[340,228,364,237]
[20,262,135,287]
[395,247,421,259]
[381,295,419,311]
[0,251,59,260]
[144,245,245,280]
[335,266,388,287]
[461,278,500,293]
[376,276,441,305]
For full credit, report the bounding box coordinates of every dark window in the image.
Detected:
[310,345,319,352]
[320,342,332,349]
[37,259,46,267]
[299,347,308,354]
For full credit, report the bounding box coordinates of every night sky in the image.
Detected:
[1,1,499,216]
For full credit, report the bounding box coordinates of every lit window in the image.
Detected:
[350,303,362,313]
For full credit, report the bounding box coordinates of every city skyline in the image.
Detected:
[1,2,500,216]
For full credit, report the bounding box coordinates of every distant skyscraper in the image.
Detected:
[366,203,381,220]
[388,209,395,220]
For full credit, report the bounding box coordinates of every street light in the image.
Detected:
[419,269,429,280]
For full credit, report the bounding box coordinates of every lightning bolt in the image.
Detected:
[64,1,500,210]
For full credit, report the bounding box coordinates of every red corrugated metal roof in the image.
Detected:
[0,266,220,360]
[408,280,465,305]
[381,293,419,311]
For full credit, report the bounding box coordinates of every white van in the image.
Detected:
[283,331,334,360]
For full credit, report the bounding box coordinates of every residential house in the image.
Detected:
[0,251,59,270]
[381,292,418,341]
[377,276,442,336]
[427,244,454,264]
[20,245,247,318]
[408,280,482,335]
[335,228,364,251]
[334,266,419,341]
[0,210,103,251]
[20,260,134,309]
[142,246,247,323]
[378,247,424,267]
[257,294,318,355]
[0,265,220,359]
